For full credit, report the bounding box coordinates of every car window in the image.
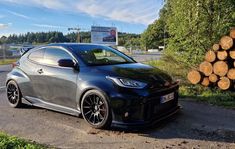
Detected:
[43,48,72,66]
[71,45,135,66]
[28,48,45,63]
[93,49,127,62]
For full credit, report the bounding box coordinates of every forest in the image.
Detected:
[0,31,141,48]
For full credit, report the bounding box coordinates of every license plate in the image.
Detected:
[160,92,174,103]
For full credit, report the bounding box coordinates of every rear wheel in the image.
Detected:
[81,90,112,129]
[6,80,23,108]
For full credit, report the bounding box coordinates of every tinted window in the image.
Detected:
[43,48,72,66]
[28,48,45,63]
[70,45,135,66]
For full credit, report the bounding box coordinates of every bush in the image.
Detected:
[0,132,48,149]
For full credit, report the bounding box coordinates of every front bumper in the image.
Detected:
[112,105,180,128]
[109,83,180,128]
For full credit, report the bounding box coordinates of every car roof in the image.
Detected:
[48,43,107,48]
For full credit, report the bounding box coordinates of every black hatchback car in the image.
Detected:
[6,43,179,128]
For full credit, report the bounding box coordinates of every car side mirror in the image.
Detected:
[58,59,77,68]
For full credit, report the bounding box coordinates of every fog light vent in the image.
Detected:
[124,112,129,117]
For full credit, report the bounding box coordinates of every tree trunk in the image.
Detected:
[219,36,233,50]
[187,70,202,84]
[201,77,210,87]
[199,61,213,76]
[230,28,235,39]
[213,61,228,77]
[209,73,218,83]
[217,77,231,90]
[205,50,216,62]
[212,44,220,51]
[227,68,235,80]
[217,50,228,60]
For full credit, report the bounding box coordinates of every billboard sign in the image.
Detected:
[91,26,118,45]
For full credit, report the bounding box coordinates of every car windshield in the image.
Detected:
[70,45,135,66]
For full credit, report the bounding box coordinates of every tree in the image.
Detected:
[165,0,235,65]
[141,6,168,50]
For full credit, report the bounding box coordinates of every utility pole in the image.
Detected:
[163,0,166,50]
[68,27,81,43]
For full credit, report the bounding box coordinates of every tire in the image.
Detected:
[81,90,112,129]
[6,80,23,108]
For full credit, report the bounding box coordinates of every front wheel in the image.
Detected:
[6,80,23,108]
[81,90,112,129]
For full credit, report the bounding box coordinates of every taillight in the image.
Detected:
[12,62,17,68]
[12,61,19,68]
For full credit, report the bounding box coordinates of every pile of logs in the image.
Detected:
[188,28,235,90]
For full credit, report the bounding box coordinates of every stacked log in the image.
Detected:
[188,28,235,90]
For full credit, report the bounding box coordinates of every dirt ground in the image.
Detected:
[0,89,234,149]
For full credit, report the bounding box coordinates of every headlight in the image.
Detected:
[106,76,147,89]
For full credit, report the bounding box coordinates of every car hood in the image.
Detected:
[95,63,173,87]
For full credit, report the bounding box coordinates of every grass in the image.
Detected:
[0,59,18,65]
[179,85,235,109]
[146,57,235,109]
[0,132,49,149]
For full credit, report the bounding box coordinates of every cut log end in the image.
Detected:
[201,77,210,87]
[199,61,213,76]
[227,68,235,80]
[229,49,235,59]
[219,36,233,50]
[213,61,228,77]
[230,28,235,39]
[217,77,231,90]
[187,70,202,84]
[217,50,228,60]
[212,44,220,51]
[209,74,218,83]
[205,50,216,62]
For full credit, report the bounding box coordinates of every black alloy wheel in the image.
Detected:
[81,90,112,129]
[6,80,22,108]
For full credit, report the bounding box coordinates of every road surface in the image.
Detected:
[0,54,235,149]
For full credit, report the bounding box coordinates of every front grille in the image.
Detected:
[144,91,178,121]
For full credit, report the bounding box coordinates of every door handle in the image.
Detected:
[37,69,43,74]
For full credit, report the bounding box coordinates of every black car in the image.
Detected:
[6,43,179,129]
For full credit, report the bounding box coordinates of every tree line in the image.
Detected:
[0,31,141,48]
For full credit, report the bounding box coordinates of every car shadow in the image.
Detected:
[19,102,235,144]
[109,110,235,144]
[20,103,41,109]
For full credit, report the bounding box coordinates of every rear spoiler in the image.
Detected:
[20,46,34,56]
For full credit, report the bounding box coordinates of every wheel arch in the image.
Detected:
[77,87,111,109]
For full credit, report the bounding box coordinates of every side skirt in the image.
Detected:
[23,96,81,117]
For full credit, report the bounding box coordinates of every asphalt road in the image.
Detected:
[0,64,11,88]
[0,54,235,149]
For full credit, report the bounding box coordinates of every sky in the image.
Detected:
[0,0,164,36]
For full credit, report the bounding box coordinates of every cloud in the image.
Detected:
[0,23,12,29]
[0,15,5,19]
[7,10,30,19]
[75,0,157,25]
[2,0,159,25]
[32,23,67,29]
[2,0,66,10]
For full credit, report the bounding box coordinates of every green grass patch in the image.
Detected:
[0,59,18,65]
[179,85,235,108]
[0,132,49,149]
[147,57,235,109]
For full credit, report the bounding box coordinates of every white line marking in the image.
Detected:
[0,86,5,89]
